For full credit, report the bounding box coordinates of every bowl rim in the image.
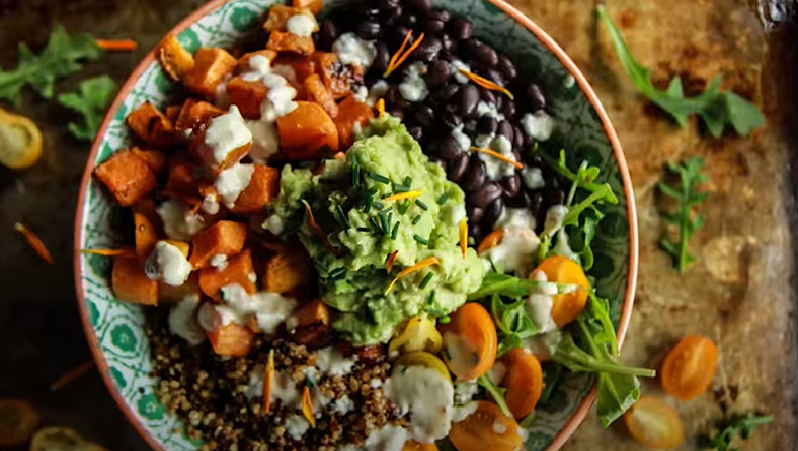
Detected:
[72,0,639,449]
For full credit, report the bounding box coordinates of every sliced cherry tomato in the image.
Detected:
[395,352,452,383]
[0,398,39,446]
[402,441,437,451]
[389,317,443,356]
[499,349,543,420]
[624,396,684,450]
[660,335,718,400]
[450,400,523,451]
[530,256,589,326]
[441,303,497,381]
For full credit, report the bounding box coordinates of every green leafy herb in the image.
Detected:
[518,412,536,429]
[597,5,764,137]
[467,272,576,301]
[705,413,773,451]
[413,234,428,245]
[490,294,538,339]
[477,375,512,417]
[368,171,390,184]
[538,362,564,406]
[658,156,709,271]
[0,25,102,107]
[57,75,116,141]
[415,199,428,211]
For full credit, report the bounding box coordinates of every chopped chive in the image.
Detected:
[404,176,412,187]
[378,206,393,216]
[439,316,451,324]
[296,161,314,169]
[413,234,429,245]
[368,172,390,184]
[428,291,436,305]
[352,162,361,186]
[328,267,347,280]
[392,183,409,193]
[364,195,374,213]
[356,227,370,232]
[368,187,379,195]
[380,213,390,236]
[335,205,351,229]
[382,192,391,199]
[412,215,422,225]
[370,216,383,234]
[419,272,434,289]
[391,221,400,240]
[315,261,328,274]
[415,199,428,211]
[398,200,410,215]
[437,192,449,205]
[373,201,384,210]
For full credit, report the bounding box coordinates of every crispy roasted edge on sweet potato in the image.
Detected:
[312,52,363,99]
[112,255,158,305]
[199,249,257,299]
[189,220,248,269]
[159,272,200,304]
[271,54,318,100]
[335,95,374,150]
[164,161,200,200]
[276,101,338,159]
[175,98,224,131]
[262,5,315,32]
[293,0,323,14]
[157,35,195,82]
[238,50,278,73]
[165,106,181,123]
[208,322,254,357]
[126,101,177,148]
[263,245,312,295]
[94,149,158,207]
[183,48,238,98]
[304,73,338,118]
[131,148,167,174]
[230,164,280,214]
[266,31,315,56]
[225,78,269,120]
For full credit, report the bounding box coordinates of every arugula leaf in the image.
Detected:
[58,76,116,141]
[489,294,539,339]
[0,25,101,107]
[568,210,599,270]
[467,272,574,301]
[477,375,512,418]
[597,5,764,137]
[658,156,709,271]
[543,150,619,204]
[706,413,773,451]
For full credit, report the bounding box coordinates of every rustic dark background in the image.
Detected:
[1,0,797,450]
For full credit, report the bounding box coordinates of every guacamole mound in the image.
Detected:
[265,116,486,344]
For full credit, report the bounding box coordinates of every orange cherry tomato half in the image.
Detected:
[624,396,685,450]
[0,398,39,446]
[499,349,543,420]
[402,441,437,451]
[441,303,498,381]
[660,335,718,400]
[450,400,524,451]
[530,256,589,326]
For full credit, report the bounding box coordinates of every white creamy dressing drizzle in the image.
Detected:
[314,347,355,376]
[453,381,478,405]
[479,135,516,181]
[384,365,454,443]
[473,133,493,149]
[205,106,252,164]
[168,295,205,345]
[523,330,563,360]
[286,14,316,37]
[451,401,478,423]
[246,364,301,408]
[363,424,408,451]
[449,59,471,84]
[521,110,555,142]
[262,214,286,236]
[215,162,254,208]
[366,80,390,107]
[487,361,506,386]
[285,414,310,441]
[526,270,558,333]
[209,254,228,270]
[521,166,546,190]
[485,208,540,275]
[476,101,505,122]
[492,419,508,434]
[452,124,471,153]
[217,284,298,333]
[201,192,220,215]
[332,394,355,415]
[399,62,428,102]
[332,32,377,68]
[145,241,192,286]
[353,85,369,103]
[443,332,475,381]
[157,200,207,240]
[246,119,279,163]
[543,205,579,262]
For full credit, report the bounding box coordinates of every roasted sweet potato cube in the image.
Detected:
[208,323,254,357]
[159,272,200,304]
[131,148,167,174]
[189,220,248,269]
[225,78,269,120]
[157,35,195,81]
[133,211,158,258]
[276,101,339,159]
[270,55,317,99]
[312,52,363,99]
[238,50,278,72]
[175,98,224,131]
[294,325,334,347]
[335,95,374,149]
[183,48,237,98]
[267,31,315,56]
[304,73,338,118]
[263,5,315,32]
[292,299,330,328]
[112,256,158,305]
[230,164,280,214]
[164,162,199,200]
[199,249,257,299]
[190,109,253,173]
[293,0,323,14]
[94,150,158,207]
[263,246,312,294]
[127,101,177,148]
[165,106,181,123]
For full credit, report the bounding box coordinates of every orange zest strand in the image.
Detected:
[383,31,425,78]
[50,360,94,391]
[477,229,505,254]
[376,98,385,117]
[386,250,399,272]
[386,257,439,293]
[458,69,514,99]
[14,222,53,264]
[301,386,316,427]
[95,39,138,52]
[79,248,134,256]
[384,190,423,203]
[263,350,274,414]
[459,219,468,260]
[470,146,524,170]
[301,200,338,253]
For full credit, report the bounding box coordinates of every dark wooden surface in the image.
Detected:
[0,1,796,450]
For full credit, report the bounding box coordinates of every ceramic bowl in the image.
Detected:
[73,1,638,450]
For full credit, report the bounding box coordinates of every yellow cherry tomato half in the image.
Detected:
[441,303,497,381]
[395,352,452,384]
[660,335,718,400]
[530,256,589,326]
[0,108,43,170]
[389,317,443,357]
[450,400,524,451]
[624,396,685,450]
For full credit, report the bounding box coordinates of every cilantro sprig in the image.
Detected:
[705,413,774,451]
[658,156,709,272]
[58,76,117,141]
[598,5,764,137]
[0,26,102,107]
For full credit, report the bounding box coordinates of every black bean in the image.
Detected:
[500,175,521,198]
[467,205,485,223]
[439,134,465,160]
[461,156,486,192]
[529,191,544,220]
[448,154,470,183]
[501,99,515,118]
[475,45,499,68]
[386,86,410,110]
[464,119,477,135]
[388,25,411,49]
[494,94,505,113]
[455,84,480,117]
[523,130,535,149]
[430,85,460,109]
[479,89,496,105]
[497,121,514,143]
[357,21,381,39]
[382,4,402,20]
[318,20,339,51]
[363,6,381,18]
[523,152,543,168]
[506,190,531,208]
[442,110,463,129]
[414,35,442,63]
[440,33,457,57]
[483,197,504,226]
[497,54,518,80]
[513,125,525,149]
[375,0,398,7]
[387,109,404,120]
[408,0,432,12]
[407,125,424,142]
[470,182,502,209]
[425,60,450,87]
[449,17,473,41]
[399,13,418,27]
[428,8,452,22]
[485,68,507,88]
[431,157,447,170]
[410,104,435,125]
[526,83,547,112]
[545,177,565,205]
[512,149,522,163]
[470,223,482,240]
[373,42,391,73]
[423,19,446,34]
[477,116,497,135]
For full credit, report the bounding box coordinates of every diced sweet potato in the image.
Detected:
[165,106,181,123]
[263,5,314,32]
[304,73,338,118]
[94,150,158,207]
[263,246,312,294]
[164,239,190,258]
[230,164,280,214]
[157,35,195,82]
[276,101,339,159]
[225,78,268,120]
[112,256,158,305]
[190,114,253,174]
[292,299,330,328]
[133,211,158,258]
[199,249,257,299]
[127,102,177,148]
[267,31,315,56]
[312,52,363,99]
[294,326,334,347]
[335,95,374,149]
[183,48,237,98]
[131,148,167,174]
[189,220,248,269]
[293,0,323,14]
[270,55,317,99]
[208,323,254,357]
[159,272,200,304]
[238,50,278,73]
[175,98,224,131]
[164,162,199,200]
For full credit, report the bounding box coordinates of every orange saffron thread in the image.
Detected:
[14,222,53,264]
[459,219,468,260]
[301,386,316,427]
[458,69,514,99]
[386,257,439,293]
[263,350,274,413]
[80,248,135,256]
[470,146,524,169]
[384,30,413,78]
[383,31,425,78]
[95,39,138,52]
[302,200,338,253]
[376,98,385,117]
[50,360,95,391]
[386,250,399,272]
[383,190,423,202]
[477,229,505,254]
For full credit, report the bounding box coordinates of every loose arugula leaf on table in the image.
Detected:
[658,156,709,272]
[705,413,774,451]
[0,25,101,107]
[58,76,116,141]
[597,5,764,137]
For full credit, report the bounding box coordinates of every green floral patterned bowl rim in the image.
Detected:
[73,0,638,450]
